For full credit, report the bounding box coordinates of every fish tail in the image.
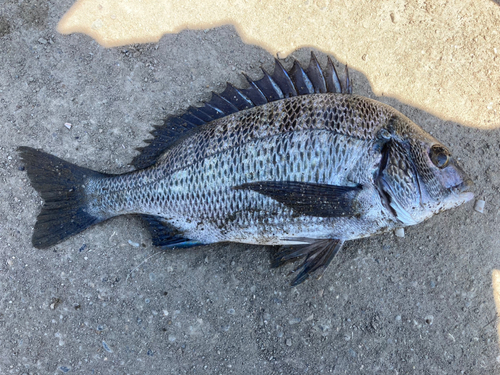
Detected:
[18,146,108,249]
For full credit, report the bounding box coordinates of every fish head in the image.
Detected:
[377,116,474,226]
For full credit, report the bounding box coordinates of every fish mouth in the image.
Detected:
[456,178,473,192]
[453,178,474,201]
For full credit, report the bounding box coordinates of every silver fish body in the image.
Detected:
[19,55,473,285]
[86,93,472,244]
[88,94,403,244]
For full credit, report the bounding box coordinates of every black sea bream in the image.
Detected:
[19,53,473,285]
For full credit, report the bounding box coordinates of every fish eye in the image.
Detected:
[429,145,450,169]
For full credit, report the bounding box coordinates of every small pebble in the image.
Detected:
[50,297,61,310]
[38,38,48,44]
[474,199,485,213]
[102,340,113,353]
[59,366,70,373]
[128,240,139,247]
[64,123,72,130]
[286,339,292,346]
[394,228,405,238]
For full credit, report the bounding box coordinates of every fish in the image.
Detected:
[18,52,474,285]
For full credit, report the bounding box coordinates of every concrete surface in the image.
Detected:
[0,1,499,374]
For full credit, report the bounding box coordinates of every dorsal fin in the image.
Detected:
[132,52,351,169]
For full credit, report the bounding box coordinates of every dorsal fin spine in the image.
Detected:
[220,83,254,110]
[325,56,342,93]
[305,52,327,93]
[242,73,268,105]
[212,92,239,113]
[290,58,315,94]
[186,106,213,122]
[131,52,352,169]
[271,58,297,98]
[201,102,225,118]
[255,69,284,101]
[181,112,205,126]
[345,64,352,94]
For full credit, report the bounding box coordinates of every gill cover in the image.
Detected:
[375,127,420,226]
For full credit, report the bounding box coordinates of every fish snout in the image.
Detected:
[458,178,474,193]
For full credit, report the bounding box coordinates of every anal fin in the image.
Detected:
[272,239,344,286]
[139,215,203,248]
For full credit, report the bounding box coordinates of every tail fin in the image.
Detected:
[18,147,109,249]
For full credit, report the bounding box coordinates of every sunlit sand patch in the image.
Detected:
[57,0,500,130]
[493,270,500,348]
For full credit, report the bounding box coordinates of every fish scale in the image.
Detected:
[18,53,473,285]
[85,121,388,246]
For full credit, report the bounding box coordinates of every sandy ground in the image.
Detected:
[0,1,499,374]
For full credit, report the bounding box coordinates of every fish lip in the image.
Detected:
[455,178,474,193]
[452,178,474,202]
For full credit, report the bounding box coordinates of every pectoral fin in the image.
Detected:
[234,181,362,217]
[272,239,344,286]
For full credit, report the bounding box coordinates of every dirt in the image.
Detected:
[0,1,499,374]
